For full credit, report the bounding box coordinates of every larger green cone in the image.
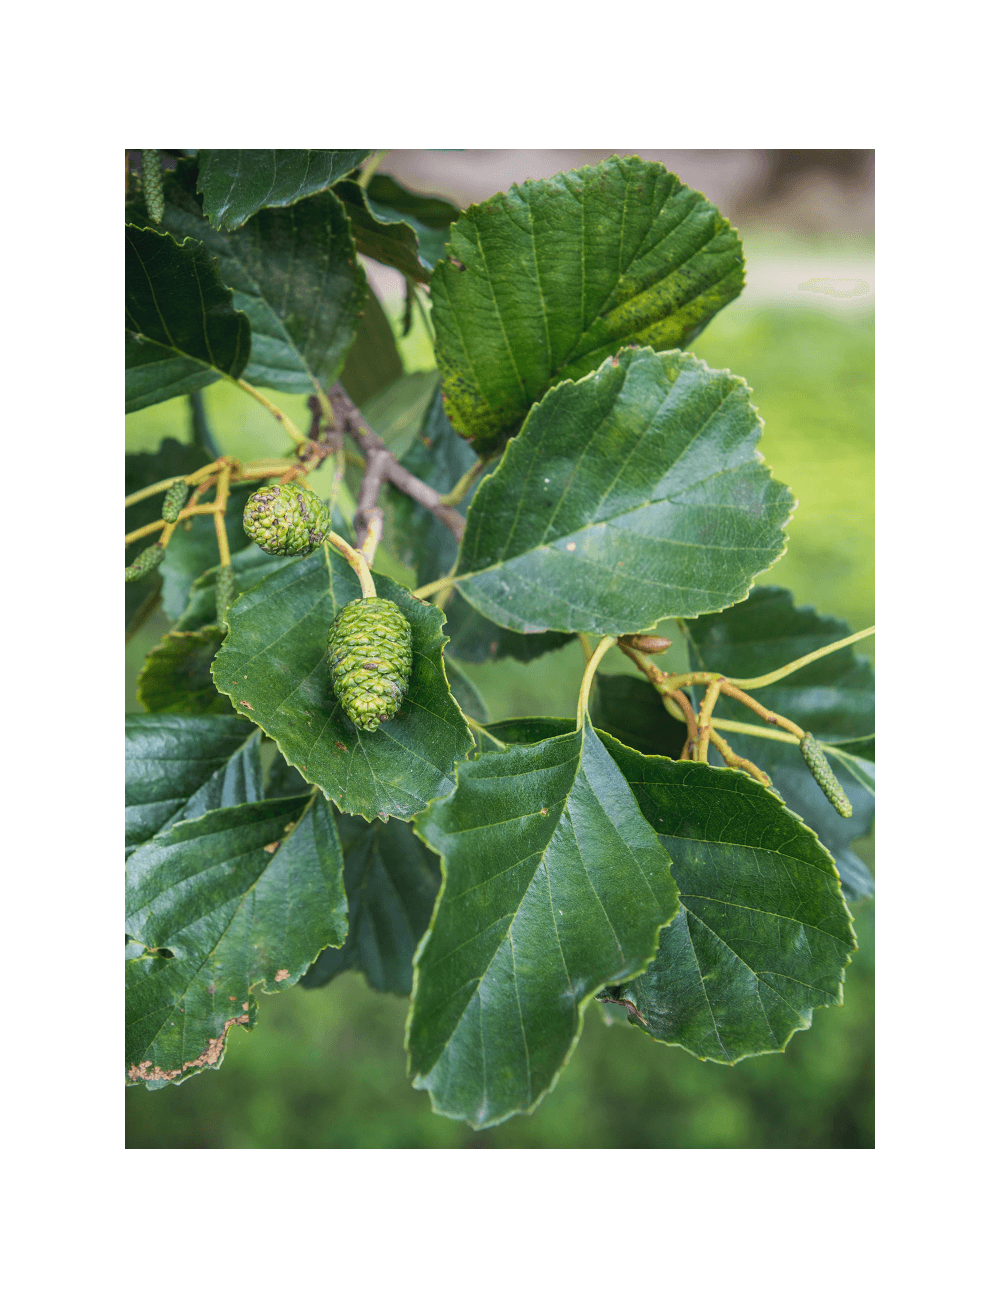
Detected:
[328,597,412,731]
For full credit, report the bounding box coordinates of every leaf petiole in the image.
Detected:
[576,636,617,729]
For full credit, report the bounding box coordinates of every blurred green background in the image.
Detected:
[126,157,874,1147]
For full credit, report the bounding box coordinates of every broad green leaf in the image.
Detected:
[264,749,313,798]
[136,626,232,715]
[366,173,459,273]
[126,793,347,1087]
[125,226,251,412]
[174,545,299,632]
[432,155,745,453]
[336,179,428,283]
[407,718,678,1128]
[302,815,441,994]
[601,738,857,1064]
[125,438,209,630]
[591,673,688,759]
[125,715,261,858]
[339,286,404,408]
[684,587,875,899]
[473,717,576,752]
[212,547,473,821]
[453,347,794,637]
[442,656,488,723]
[358,370,439,458]
[198,149,370,231]
[391,387,573,663]
[129,164,366,393]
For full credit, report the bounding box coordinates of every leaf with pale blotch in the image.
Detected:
[197,149,370,231]
[125,715,262,858]
[126,792,347,1087]
[453,348,794,637]
[601,738,856,1063]
[407,718,678,1128]
[684,586,875,899]
[432,155,744,454]
[125,226,251,412]
[302,815,441,995]
[129,162,366,393]
[212,547,473,821]
[136,626,232,715]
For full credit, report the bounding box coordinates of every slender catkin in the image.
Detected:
[141,150,165,223]
[328,597,412,731]
[216,565,236,623]
[161,479,188,522]
[799,733,853,818]
[125,543,165,582]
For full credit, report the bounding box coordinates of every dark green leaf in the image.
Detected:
[432,155,744,453]
[198,149,370,231]
[302,815,441,994]
[212,547,473,821]
[136,626,232,715]
[473,717,576,752]
[442,656,488,723]
[130,164,365,393]
[126,793,347,1087]
[684,587,875,899]
[601,737,857,1064]
[366,173,459,272]
[407,718,678,1128]
[125,715,261,857]
[264,749,313,798]
[391,388,573,663]
[590,673,688,759]
[158,480,257,620]
[174,545,299,632]
[454,348,793,636]
[339,285,404,408]
[125,226,251,412]
[336,179,428,283]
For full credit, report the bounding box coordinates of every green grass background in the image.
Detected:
[125,264,874,1148]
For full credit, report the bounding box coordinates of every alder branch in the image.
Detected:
[310,384,466,545]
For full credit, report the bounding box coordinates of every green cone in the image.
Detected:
[800,733,853,818]
[328,597,412,731]
[243,482,331,557]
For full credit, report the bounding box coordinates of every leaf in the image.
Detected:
[432,155,745,454]
[212,547,473,821]
[158,479,257,620]
[174,545,299,632]
[339,286,404,408]
[601,737,857,1064]
[453,347,794,637]
[590,673,688,759]
[336,179,428,283]
[391,387,574,663]
[827,748,875,795]
[473,717,576,752]
[365,173,459,273]
[125,715,262,857]
[126,792,347,1087]
[130,163,366,393]
[407,718,679,1128]
[684,587,875,900]
[442,656,488,723]
[125,226,251,412]
[136,626,232,715]
[301,815,441,994]
[197,149,370,231]
[125,438,209,629]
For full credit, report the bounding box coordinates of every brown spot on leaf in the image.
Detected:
[126,1015,250,1084]
[335,741,347,751]
[240,701,254,710]
[263,841,280,853]
[274,969,290,982]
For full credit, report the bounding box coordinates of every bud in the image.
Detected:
[620,633,673,654]
[243,482,331,557]
[328,597,412,731]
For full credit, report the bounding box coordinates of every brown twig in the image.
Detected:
[354,447,392,550]
[313,384,466,544]
[717,681,806,740]
[709,729,771,785]
[669,688,699,757]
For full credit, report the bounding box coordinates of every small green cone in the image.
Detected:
[141,150,165,224]
[161,479,188,523]
[328,597,412,731]
[799,733,853,818]
[125,542,165,582]
[243,482,331,557]
[216,564,236,623]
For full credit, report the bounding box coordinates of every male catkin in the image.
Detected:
[799,733,853,818]
[161,479,188,523]
[125,542,165,582]
[141,150,165,224]
[328,597,412,731]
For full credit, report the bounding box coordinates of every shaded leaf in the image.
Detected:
[158,479,257,620]
[601,738,857,1064]
[432,155,744,453]
[473,717,575,752]
[302,815,441,994]
[198,149,370,231]
[126,793,347,1087]
[125,715,262,858]
[174,544,299,632]
[136,626,232,715]
[339,285,404,408]
[366,173,459,272]
[125,226,251,412]
[454,348,793,636]
[212,547,473,821]
[264,749,313,798]
[590,673,688,759]
[336,179,428,282]
[442,656,488,723]
[684,587,875,899]
[407,718,678,1128]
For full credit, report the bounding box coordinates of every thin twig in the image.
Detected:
[718,681,805,740]
[213,466,232,568]
[709,729,771,785]
[354,447,392,549]
[438,459,485,507]
[326,531,376,599]
[696,680,722,763]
